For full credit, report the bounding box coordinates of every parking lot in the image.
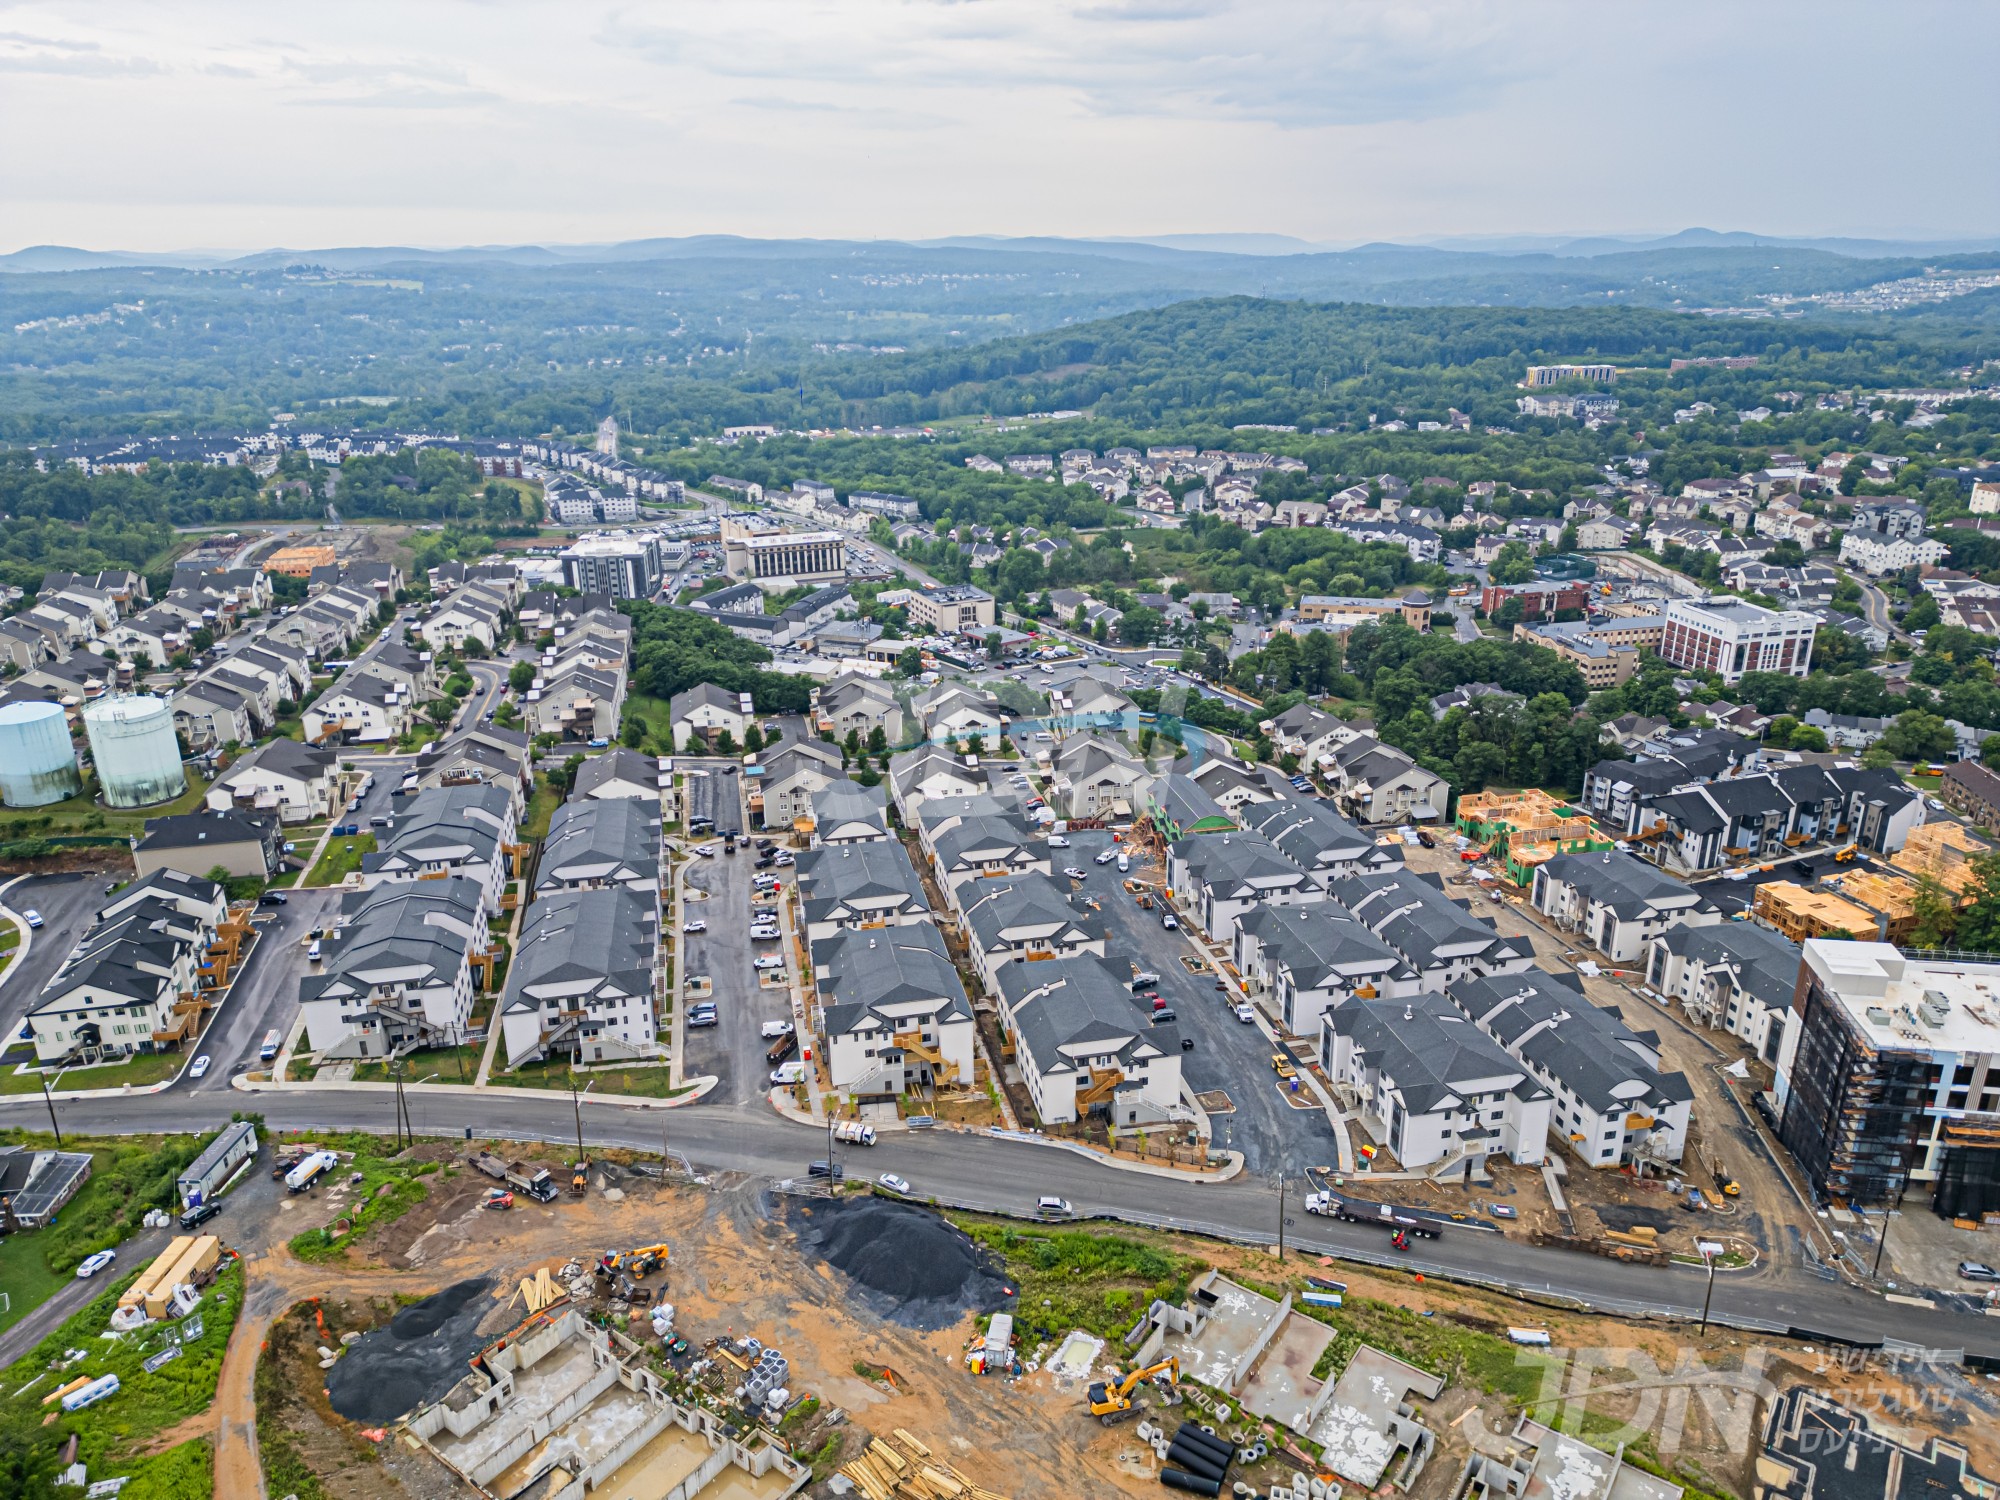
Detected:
[678,832,796,1104]
[1055,828,1337,1176]
[184,888,343,1092]
[0,870,112,1044]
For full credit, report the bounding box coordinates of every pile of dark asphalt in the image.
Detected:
[785,1195,1014,1331]
[326,1277,494,1424]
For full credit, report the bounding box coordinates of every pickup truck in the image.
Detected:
[833,1121,877,1146]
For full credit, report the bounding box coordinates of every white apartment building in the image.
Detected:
[1838,531,1950,577]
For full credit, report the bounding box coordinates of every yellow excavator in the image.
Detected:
[596,1243,671,1279]
[1087,1357,1180,1424]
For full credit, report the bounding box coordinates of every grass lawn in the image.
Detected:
[304,832,376,886]
[0,921,19,979]
[621,691,675,753]
[499,1060,693,1099]
[348,1042,484,1085]
[287,1142,445,1264]
[0,1229,69,1338]
[522,782,562,841]
[0,1259,242,1494]
[0,767,212,842]
[0,1049,185,1096]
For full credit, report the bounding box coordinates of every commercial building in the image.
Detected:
[1775,941,2000,1217]
[1522,364,1617,387]
[558,533,663,599]
[1657,596,1816,683]
[1294,592,1432,631]
[1515,621,1640,688]
[905,584,996,633]
[1479,579,1589,619]
[723,530,846,592]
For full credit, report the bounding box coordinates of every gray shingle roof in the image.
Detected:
[1449,968,1693,1111]
[1328,992,1546,1115]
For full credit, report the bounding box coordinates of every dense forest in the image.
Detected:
[3,236,2000,441]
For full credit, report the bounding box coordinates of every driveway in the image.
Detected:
[1060,829,1334,1176]
[181,889,344,1090]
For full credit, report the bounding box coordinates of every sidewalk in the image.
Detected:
[230,1071,720,1109]
[766,1086,1245,1183]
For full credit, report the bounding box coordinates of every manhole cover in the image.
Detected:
[1195,1089,1235,1114]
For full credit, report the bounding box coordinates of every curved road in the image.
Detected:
[5,1084,1987,1357]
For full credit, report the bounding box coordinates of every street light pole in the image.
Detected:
[570,1067,586,1169]
[1276,1171,1286,1263]
[1872,1187,1906,1279]
[1696,1239,1723,1334]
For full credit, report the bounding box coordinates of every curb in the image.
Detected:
[228,1072,722,1109]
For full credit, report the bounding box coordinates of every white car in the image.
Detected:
[683,919,708,934]
[754,955,785,971]
[1048,835,1070,848]
[694,843,719,858]
[1094,849,1118,865]
[1233,1003,1256,1023]
[75,1249,117,1279]
[760,1019,796,1038]
[878,1173,912,1195]
[1063,866,1088,880]
[189,1055,211,1079]
[774,853,794,867]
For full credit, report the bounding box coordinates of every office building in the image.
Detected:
[558,534,663,599]
[1658,596,1816,683]
[723,530,847,591]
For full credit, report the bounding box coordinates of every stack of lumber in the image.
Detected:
[839,1429,1011,1500]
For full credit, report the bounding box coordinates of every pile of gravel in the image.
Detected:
[326,1277,494,1424]
[787,1196,1012,1331]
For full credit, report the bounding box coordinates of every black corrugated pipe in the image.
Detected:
[1173,1424,1236,1465]
[1163,1440,1227,1482]
[1160,1467,1222,1496]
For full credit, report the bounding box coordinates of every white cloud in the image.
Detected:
[0,0,1993,250]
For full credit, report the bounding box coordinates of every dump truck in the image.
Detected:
[832,1122,877,1147]
[1304,1188,1442,1240]
[470,1151,556,1202]
[284,1150,339,1193]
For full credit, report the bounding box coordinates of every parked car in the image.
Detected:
[774,853,794,867]
[1959,1261,2000,1282]
[188,1055,211,1079]
[179,1199,224,1230]
[1233,1003,1255,1023]
[259,892,289,906]
[1063,866,1088,880]
[22,909,42,930]
[1094,849,1118,865]
[753,954,785,971]
[771,1061,805,1085]
[1489,1203,1518,1220]
[878,1173,912,1196]
[806,1157,843,1178]
[687,1007,719,1028]
[1047,835,1070,847]
[75,1250,117,1279]
[759,1019,796,1038]
[1036,1195,1073,1219]
[1152,1008,1177,1023]
[683,919,707,934]
[1161,914,1179,930]
[751,925,781,941]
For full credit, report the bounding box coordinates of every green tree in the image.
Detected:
[1488,542,1537,586]
[509,660,536,692]
[1880,709,1954,762]
[715,728,737,755]
[1952,855,2000,952]
[1118,606,1165,646]
[1789,724,1829,752]
[867,724,888,754]
[1909,876,1960,949]
[1861,742,1898,770]
[1903,595,1942,633]
[1765,715,1799,750]
[622,715,648,748]
[743,723,764,753]
[896,645,925,678]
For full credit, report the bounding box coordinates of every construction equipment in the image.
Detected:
[1087,1356,1180,1424]
[597,1243,670,1279]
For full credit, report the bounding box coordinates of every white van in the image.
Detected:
[307,939,323,963]
[770,1061,805,1086]
[1116,852,1130,873]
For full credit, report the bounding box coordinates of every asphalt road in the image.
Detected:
[1059,828,1326,1176]
[0,871,111,1043]
[11,1084,1996,1357]
[186,890,343,1091]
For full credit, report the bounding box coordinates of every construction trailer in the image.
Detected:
[176,1121,258,1210]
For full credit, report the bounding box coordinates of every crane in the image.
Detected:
[1086,1356,1180,1424]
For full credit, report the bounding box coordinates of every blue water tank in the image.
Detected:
[0,701,82,807]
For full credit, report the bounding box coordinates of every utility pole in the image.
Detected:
[1696,1240,1723,1334]
[825,1108,837,1196]
[1276,1173,1286,1262]
[570,1067,586,1170]
[1873,1186,1905,1278]
[39,1066,61,1147]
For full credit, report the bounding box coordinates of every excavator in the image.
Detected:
[596,1243,671,1280]
[1086,1357,1180,1425]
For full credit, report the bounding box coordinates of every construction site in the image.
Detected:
[230,1140,2000,1500]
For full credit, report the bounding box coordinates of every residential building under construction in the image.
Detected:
[1775,941,2000,1218]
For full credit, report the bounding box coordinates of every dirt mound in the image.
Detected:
[326,1277,493,1424]
[785,1195,1012,1331]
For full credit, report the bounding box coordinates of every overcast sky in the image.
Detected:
[3,0,1995,254]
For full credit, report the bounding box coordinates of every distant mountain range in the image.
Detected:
[8,227,2000,275]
